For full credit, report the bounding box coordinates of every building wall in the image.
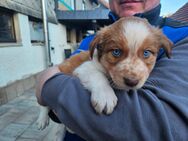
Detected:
[0,0,85,104]
[0,0,57,23]
[48,22,71,65]
[0,0,98,89]
[75,0,83,10]
[0,13,69,88]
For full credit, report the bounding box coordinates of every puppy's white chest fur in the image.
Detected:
[73,58,117,114]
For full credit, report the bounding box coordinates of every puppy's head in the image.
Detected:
[90,17,173,90]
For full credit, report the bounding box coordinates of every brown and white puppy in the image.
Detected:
[37,17,172,137]
[72,16,172,114]
[90,16,172,90]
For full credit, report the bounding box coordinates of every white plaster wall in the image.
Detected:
[48,23,69,65]
[0,13,70,87]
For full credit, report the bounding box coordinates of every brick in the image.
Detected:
[16,138,38,141]
[20,125,49,140]
[5,83,17,102]
[14,106,39,125]
[0,136,16,141]
[23,76,36,92]
[0,105,10,116]
[0,88,7,105]
[0,123,29,138]
[0,108,23,132]
[0,88,54,140]
[16,80,24,96]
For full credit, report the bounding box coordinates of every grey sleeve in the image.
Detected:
[41,37,188,141]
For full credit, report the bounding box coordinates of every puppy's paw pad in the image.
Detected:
[104,94,118,114]
[91,89,117,115]
[36,117,49,130]
[91,95,106,114]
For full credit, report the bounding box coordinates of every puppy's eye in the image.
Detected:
[143,50,152,58]
[97,45,102,50]
[112,49,122,57]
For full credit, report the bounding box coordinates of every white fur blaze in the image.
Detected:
[123,20,150,51]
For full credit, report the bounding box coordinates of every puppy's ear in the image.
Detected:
[89,34,101,59]
[89,25,111,59]
[154,29,173,58]
[160,34,173,58]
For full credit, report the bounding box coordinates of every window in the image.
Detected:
[66,28,71,43]
[29,18,44,43]
[64,49,72,59]
[0,8,16,43]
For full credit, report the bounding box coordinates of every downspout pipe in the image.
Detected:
[41,0,53,67]
[74,0,76,10]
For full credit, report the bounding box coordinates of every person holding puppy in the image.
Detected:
[36,0,188,141]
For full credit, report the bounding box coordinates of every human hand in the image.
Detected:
[35,65,61,106]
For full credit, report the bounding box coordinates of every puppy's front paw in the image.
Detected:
[36,106,50,130]
[91,88,117,114]
[36,115,49,130]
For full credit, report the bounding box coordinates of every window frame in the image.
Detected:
[29,16,44,44]
[0,7,16,43]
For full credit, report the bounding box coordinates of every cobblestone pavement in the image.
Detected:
[0,88,56,141]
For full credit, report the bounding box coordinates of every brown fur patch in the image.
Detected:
[58,51,90,75]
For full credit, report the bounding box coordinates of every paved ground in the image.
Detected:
[0,88,56,141]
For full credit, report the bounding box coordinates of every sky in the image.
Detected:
[160,0,187,15]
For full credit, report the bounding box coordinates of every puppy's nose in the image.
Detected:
[124,77,139,87]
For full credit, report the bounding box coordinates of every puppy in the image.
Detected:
[36,16,172,139]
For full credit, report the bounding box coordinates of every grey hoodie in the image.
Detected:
[42,36,188,141]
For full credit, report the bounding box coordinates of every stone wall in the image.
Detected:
[0,73,39,105]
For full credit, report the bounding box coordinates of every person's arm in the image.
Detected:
[35,65,60,106]
[40,38,188,141]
